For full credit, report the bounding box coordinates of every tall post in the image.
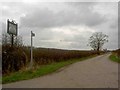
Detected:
[11,34,14,46]
[30,31,33,69]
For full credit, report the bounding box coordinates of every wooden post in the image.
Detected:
[30,31,33,69]
[11,34,14,46]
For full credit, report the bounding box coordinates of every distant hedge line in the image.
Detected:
[112,49,120,58]
[23,47,105,65]
[31,48,98,65]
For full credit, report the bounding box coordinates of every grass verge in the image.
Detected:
[109,54,120,63]
[3,55,97,84]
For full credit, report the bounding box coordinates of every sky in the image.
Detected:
[0,0,119,50]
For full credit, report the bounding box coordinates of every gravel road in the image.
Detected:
[3,53,118,88]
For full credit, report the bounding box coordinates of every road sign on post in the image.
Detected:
[30,31,35,69]
[7,19,18,46]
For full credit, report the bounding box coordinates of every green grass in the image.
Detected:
[2,55,97,84]
[109,54,120,63]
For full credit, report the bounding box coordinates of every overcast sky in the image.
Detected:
[0,1,118,50]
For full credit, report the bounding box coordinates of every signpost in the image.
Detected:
[7,19,18,46]
[30,31,35,69]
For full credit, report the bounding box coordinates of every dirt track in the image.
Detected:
[3,53,118,88]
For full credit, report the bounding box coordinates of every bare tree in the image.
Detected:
[88,32,108,54]
[2,32,23,46]
[2,33,11,45]
[14,35,23,47]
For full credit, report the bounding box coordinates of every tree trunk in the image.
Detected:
[97,42,100,55]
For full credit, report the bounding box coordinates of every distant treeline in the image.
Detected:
[2,45,104,75]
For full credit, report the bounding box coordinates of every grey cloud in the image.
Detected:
[69,42,88,50]
[110,20,118,29]
[20,2,106,28]
[1,2,118,50]
[63,34,89,43]
[1,22,6,33]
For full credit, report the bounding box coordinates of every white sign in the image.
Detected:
[7,20,17,36]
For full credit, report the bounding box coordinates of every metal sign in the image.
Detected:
[7,20,18,36]
[30,31,35,69]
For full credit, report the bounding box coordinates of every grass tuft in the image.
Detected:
[109,54,120,63]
